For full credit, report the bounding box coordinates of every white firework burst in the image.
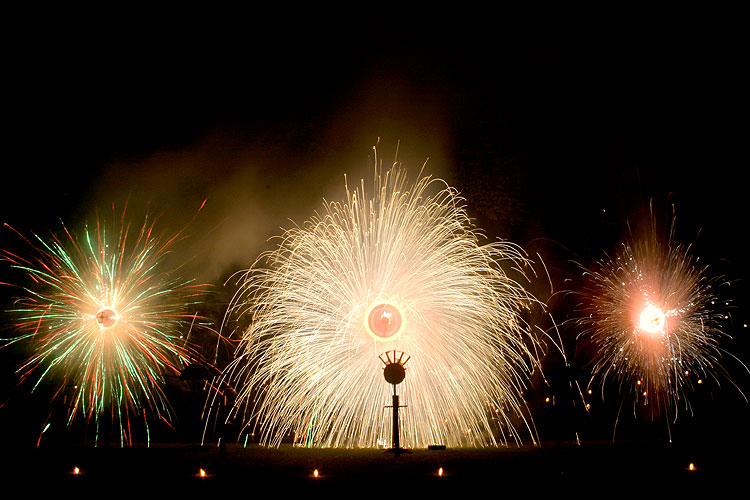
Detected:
[577,214,746,421]
[222,158,544,448]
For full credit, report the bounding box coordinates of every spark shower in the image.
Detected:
[576,214,747,424]
[220,158,546,448]
[1,208,209,444]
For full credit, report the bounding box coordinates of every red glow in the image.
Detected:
[366,302,403,340]
[95,306,119,329]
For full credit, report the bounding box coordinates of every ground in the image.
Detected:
[1,439,742,494]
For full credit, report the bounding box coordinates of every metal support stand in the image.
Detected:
[392,393,401,452]
[380,350,410,456]
[386,386,409,455]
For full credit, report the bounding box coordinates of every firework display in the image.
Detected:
[221,161,544,448]
[1,208,208,443]
[577,218,738,421]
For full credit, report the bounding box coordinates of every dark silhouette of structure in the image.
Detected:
[379,350,410,455]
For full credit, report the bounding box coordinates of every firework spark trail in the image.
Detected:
[577,213,746,423]
[1,206,210,444]
[221,157,545,448]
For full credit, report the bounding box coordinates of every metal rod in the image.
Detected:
[392,393,400,452]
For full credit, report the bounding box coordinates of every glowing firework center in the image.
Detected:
[95,306,119,329]
[365,302,404,341]
[638,303,666,336]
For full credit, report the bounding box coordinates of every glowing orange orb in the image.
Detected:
[639,304,665,335]
[95,306,119,329]
[365,302,403,340]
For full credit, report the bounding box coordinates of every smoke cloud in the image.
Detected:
[85,75,454,285]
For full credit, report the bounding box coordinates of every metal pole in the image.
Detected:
[392,393,399,452]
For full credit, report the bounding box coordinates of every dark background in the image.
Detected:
[1,10,748,447]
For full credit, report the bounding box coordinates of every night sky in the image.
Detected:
[2,12,748,445]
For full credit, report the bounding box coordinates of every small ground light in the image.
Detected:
[199,468,207,478]
[73,466,81,475]
[688,463,696,471]
[313,469,320,479]
[697,379,703,384]
[438,467,444,477]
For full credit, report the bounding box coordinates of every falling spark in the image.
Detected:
[1,207,210,443]
[577,211,746,421]
[220,158,544,448]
